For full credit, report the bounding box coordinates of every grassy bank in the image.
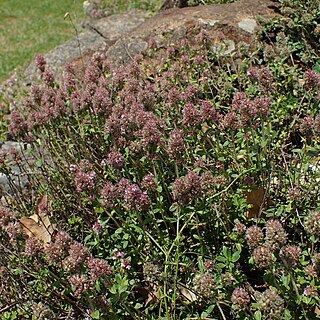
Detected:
[0,0,84,82]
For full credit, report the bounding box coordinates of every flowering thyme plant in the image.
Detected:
[1,2,320,318]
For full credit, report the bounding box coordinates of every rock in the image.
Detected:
[238,18,258,34]
[0,141,31,195]
[24,10,152,82]
[103,0,279,67]
[23,0,279,80]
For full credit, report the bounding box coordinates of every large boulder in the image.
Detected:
[105,0,279,66]
[24,10,152,82]
[24,0,279,80]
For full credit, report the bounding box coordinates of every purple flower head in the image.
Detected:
[107,150,124,168]
[257,288,284,318]
[121,259,131,270]
[0,207,16,227]
[92,220,104,234]
[42,69,55,87]
[75,170,96,192]
[74,160,96,192]
[62,63,77,94]
[113,249,125,260]
[231,287,250,310]
[300,116,314,136]
[195,28,213,45]
[193,272,216,299]
[180,85,200,102]
[265,219,287,249]
[182,103,201,126]
[253,244,275,268]
[68,274,89,298]
[232,92,254,123]
[62,241,89,271]
[254,96,271,117]
[148,37,158,49]
[6,221,22,240]
[84,60,101,86]
[86,257,112,282]
[44,231,73,265]
[172,171,202,203]
[313,114,320,135]
[246,225,264,249]
[9,111,28,137]
[69,164,77,173]
[141,173,157,192]
[221,111,240,131]
[100,181,116,208]
[24,237,43,257]
[200,100,220,122]
[247,66,272,86]
[35,55,46,73]
[92,87,112,114]
[305,210,320,235]
[304,69,320,89]
[280,245,301,267]
[168,128,185,160]
[0,150,8,165]
[140,119,163,148]
[166,46,176,57]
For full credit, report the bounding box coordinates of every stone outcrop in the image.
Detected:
[24,0,279,81]
[105,0,279,67]
[24,10,152,82]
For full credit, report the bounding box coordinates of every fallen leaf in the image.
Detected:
[19,194,54,244]
[145,282,159,305]
[178,284,197,303]
[244,187,267,218]
[315,306,320,318]
[36,193,51,215]
[19,216,52,244]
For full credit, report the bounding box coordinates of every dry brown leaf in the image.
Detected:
[244,187,267,218]
[315,306,320,318]
[19,194,54,244]
[36,193,51,215]
[19,216,52,244]
[145,282,159,306]
[178,284,197,302]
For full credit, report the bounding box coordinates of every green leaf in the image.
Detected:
[36,159,42,167]
[198,256,204,273]
[284,309,292,320]
[201,303,215,318]
[216,256,227,263]
[281,273,291,289]
[254,311,262,320]
[91,310,101,319]
[232,251,241,262]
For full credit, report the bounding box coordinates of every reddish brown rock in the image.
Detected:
[24,0,280,81]
[105,0,279,66]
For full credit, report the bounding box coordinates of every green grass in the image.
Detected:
[0,0,232,83]
[99,0,162,13]
[0,0,85,82]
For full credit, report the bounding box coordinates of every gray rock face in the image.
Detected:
[24,10,152,81]
[23,0,279,81]
[0,141,31,195]
[238,18,258,34]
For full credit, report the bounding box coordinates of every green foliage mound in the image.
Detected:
[1,1,320,319]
